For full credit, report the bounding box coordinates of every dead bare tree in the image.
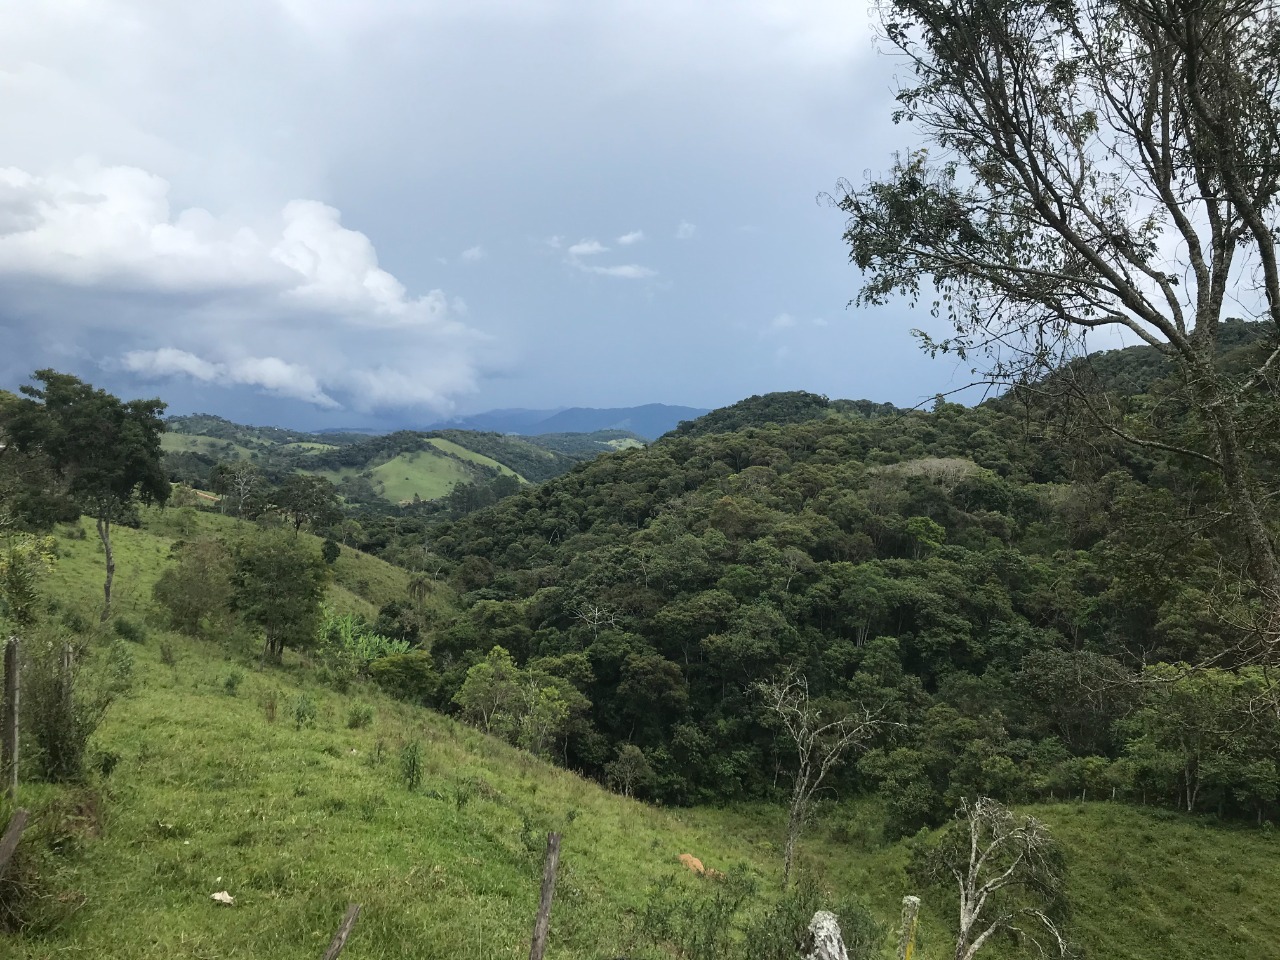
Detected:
[913,798,1072,960]
[757,672,879,888]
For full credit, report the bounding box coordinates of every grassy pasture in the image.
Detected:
[161,433,260,461]
[426,437,524,480]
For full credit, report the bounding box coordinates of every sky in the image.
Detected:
[0,0,996,430]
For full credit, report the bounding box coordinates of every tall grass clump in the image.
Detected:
[399,739,424,791]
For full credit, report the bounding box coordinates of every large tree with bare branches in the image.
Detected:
[839,0,1280,652]
[913,797,1072,960]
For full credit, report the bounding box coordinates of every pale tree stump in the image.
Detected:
[804,910,849,960]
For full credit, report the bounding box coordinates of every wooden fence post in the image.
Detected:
[321,903,361,960]
[2,636,17,802]
[897,895,921,960]
[528,831,562,960]
[0,807,29,879]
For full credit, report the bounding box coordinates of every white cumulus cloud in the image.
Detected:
[616,230,644,245]
[567,238,608,257]
[676,220,697,240]
[460,244,486,261]
[0,160,486,413]
[585,263,656,279]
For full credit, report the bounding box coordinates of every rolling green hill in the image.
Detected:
[160,417,623,507]
[3,511,1278,959]
[426,437,523,478]
[358,449,478,504]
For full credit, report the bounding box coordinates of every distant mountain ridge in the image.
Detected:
[422,403,709,440]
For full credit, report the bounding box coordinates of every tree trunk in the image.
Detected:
[1206,403,1280,627]
[96,515,114,622]
[2,638,18,802]
[783,797,804,889]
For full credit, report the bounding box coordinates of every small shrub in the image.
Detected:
[158,641,176,667]
[112,618,146,644]
[346,704,374,729]
[321,538,341,565]
[368,650,437,704]
[21,635,109,782]
[400,740,424,791]
[263,690,278,723]
[103,640,135,693]
[90,747,121,778]
[293,694,317,729]
[59,609,89,634]
[223,670,244,697]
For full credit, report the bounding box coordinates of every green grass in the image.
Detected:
[160,433,259,460]
[8,516,1280,959]
[44,508,428,627]
[310,451,476,504]
[426,437,524,481]
[368,451,475,504]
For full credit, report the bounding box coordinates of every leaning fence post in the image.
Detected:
[897,895,921,960]
[528,831,562,960]
[321,903,361,960]
[0,807,29,879]
[2,637,17,802]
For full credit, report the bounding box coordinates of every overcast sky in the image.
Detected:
[0,0,997,429]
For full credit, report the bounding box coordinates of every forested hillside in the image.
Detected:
[421,378,1277,831]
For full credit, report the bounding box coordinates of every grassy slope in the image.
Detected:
[160,433,259,460]
[10,517,1280,959]
[369,451,475,504]
[310,451,476,504]
[427,437,524,481]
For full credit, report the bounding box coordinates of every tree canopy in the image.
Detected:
[5,370,169,619]
[837,0,1280,653]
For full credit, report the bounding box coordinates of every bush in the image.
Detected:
[59,609,89,634]
[635,872,882,960]
[111,617,146,644]
[369,650,438,705]
[223,670,244,696]
[153,538,233,637]
[292,694,317,729]
[20,634,109,782]
[347,704,374,729]
[103,640,135,694]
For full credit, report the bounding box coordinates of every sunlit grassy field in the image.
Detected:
[427,438,524,481]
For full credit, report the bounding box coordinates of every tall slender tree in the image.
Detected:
[6,370,168,620]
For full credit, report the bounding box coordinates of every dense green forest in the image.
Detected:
[9,335,1279,841]
[414,366,1278,829]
